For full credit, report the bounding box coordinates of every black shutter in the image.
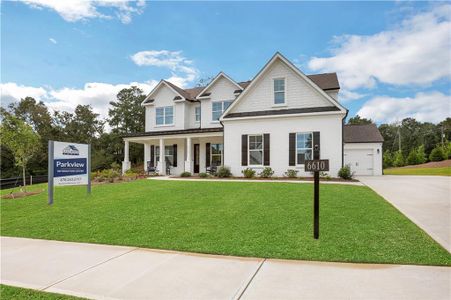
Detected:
[289,133,296,166]
[313,131,320,160]
[241,135,248,166]
[206,143,211,167]
[263,134,270,166]
[150,145,155,167]
[173,144,177,167]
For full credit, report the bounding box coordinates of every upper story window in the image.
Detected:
[195,106,201,123]
[212,100,233,121]
[273,78,285,105]
[249,135,263,166]
[296,132,312,164]
[156,106,173,126]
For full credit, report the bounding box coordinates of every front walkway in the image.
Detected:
[358,175,450,252]
[1,237,449,300]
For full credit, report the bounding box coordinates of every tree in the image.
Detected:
[416,145,427,164]
[109,86,145,134]
[429,146,446,161]
[406,149,419,165]
[347,115,373,125]
[0,114,40,191]
[393,150,405,167]
[383,151,393,169]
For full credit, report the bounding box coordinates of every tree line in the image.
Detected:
[1,87,450,179]
[348,115,451,168]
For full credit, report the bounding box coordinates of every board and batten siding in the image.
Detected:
[223,114,343,177]
[344,142,383,176]
[230,60,333,113]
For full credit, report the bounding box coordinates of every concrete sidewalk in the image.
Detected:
[1,237,449,300]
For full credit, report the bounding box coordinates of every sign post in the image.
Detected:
[305,153,329,239]
[48,141,91,205]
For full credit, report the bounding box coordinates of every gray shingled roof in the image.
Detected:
[344,124,384,143]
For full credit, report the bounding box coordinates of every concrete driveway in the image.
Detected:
[1,237,450,300]
[358,175,450,252]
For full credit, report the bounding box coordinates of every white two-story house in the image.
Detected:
[122,52,383,177]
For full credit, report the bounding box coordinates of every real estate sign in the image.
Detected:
[48,141,91,204]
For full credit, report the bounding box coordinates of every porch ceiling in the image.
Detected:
[124,127,223,143]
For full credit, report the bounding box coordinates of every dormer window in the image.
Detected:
[156,106,174,126]
[273,78,285,105]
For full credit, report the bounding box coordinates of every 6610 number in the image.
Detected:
[305,160,329,172]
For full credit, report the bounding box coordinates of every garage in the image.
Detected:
[343,124,384,176]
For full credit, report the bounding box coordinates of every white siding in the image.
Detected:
[344,143,383,176]
[230,59,333,114]
[201,76,239,128]
[223,114,344,177]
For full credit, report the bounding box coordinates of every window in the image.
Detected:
[249,135,263,165]
[156,106,174,125]
[212,100,233,121]
[195,106,201,122]
[274,78,285,104]
[211,144,223,166]
[155,145,174,166]
[296,132,312,164]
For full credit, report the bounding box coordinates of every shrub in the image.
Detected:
[338,165,353,180]
[429,146,446,162]
[241,168,256,178]
[216,166,232,178]
[199,172,208,178]
[445,142,451,159]
[320,171,331,180]
[393,150,405,167]
[110,162,121,170]
[100,168,121,183]
[416,145,427,164]
[284,169,298,178]
[407,149,419,165]
[180,171,191,177]
[123,169,138,181]
[383,151,393,169]
[259,167,274,178]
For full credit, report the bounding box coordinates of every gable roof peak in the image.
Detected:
[196,71,243,99]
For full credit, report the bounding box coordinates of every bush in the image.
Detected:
[216,166,232,178]
[429,146,446,161]
[123,169,138,180]
[407,149,419,165]
[393,150,405,167]
[445,142,451,159]
[338,165,353,180]
[383,151,393,169]
[199,172,208,178]
[97,168,121,183]
[284,169,298,178]
[259,167,274,178]
[180,171,191,177]
[416,145,427,164]
[241,168,256,178]
[320,171,331,180]
[110,162,121,170]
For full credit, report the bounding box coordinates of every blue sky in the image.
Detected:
[2,1,450,124]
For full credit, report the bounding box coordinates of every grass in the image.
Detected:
[384,167,450,176]
[1,180,450,266]
[0,285,83,299]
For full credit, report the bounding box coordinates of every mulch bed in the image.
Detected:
[172,176,358,182]
[393,159,451,169]
[2,190,43,199]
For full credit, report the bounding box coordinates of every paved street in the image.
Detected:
[1,237,449,300]
[358,175,451,252]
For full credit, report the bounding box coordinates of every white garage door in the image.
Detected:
[344,149,374,176]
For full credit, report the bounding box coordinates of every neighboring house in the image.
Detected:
[122,52,383,177]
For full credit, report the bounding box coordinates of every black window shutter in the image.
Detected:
[313,131,320,160]
[150,145,155,167]
[241,135,248,166]
[173,144,177,167]
[289,133,296,166]
[263,133,270,166]
[206,143,211,167]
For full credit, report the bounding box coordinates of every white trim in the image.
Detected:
[273,77,287,105]
[141,80,186,106]
[196,72,243,100]
[222,110,346,122]
[220,52,347,120]
[248,134,264,167]
[123,132,224,143]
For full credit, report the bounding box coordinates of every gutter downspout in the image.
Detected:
[342,109,349,167]
[219,119,225,167]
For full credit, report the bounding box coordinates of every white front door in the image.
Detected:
[344,149,374,176]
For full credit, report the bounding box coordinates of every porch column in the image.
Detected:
[185,137,193,173]
[144,144,150,172]
[158,138,166,175]
[122,140,131,174]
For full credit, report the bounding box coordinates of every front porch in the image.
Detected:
[122,128,224,176]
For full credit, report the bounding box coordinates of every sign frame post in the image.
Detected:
[48,140,54,205]
[87,144,91,195]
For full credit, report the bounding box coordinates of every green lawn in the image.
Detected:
[384,167,450,176]
[1,180,450,266]
[0,285,83,300]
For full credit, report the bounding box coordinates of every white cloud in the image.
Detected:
[1,80,158,121]
[49,37,57,44]
[21,0,146,24]
[357,91,451,124]
[308,4,451,90]
[339,89,365,102]
[130,50,199,87]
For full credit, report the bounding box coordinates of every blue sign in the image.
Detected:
[54,158,87,177]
